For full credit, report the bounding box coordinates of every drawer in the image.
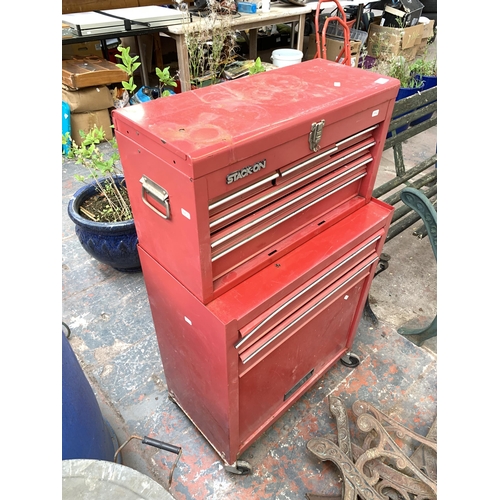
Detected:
[237,252,378,373]
[235,231,383,353]
[211,158,371,279]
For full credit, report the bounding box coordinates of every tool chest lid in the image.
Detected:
[112,59,399,178]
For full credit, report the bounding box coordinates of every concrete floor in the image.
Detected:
[62,43,437,498]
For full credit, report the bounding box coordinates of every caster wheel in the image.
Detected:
[224,460,252,475]
[340,353,360,368]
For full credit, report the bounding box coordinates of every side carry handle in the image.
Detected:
[140,175,171,219]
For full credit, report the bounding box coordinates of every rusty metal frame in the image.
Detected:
[306,396,437,500]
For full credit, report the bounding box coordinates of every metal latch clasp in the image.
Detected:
[140,175,171,220]
[309,120,325,152]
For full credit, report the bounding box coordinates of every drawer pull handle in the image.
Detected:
[211,171,367,260]
[210,145,374,230]
[209,173,279,212]
[336,124,378,147]
[240,257,378,365]
[235,235,381,349]
[281,139,374,178]
[284,369,314,401]
[283,124,378,177]
[140,175,171,220]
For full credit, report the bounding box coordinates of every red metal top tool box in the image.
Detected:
[113,59,399,303]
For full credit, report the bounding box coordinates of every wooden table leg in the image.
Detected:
[171,33,191,92]
[248,29,258,61]
[296,14,305,52]
[136,35,150,87]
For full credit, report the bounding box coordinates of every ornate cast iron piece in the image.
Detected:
[409,418,437,482]
[354,413,437,496]
[351,442,435,500]
[307,437,386,500]
[328,396,353,460]
[352,400,437,453]
[306,398,437,500]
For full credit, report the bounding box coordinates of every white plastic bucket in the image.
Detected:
[271,49,303,68]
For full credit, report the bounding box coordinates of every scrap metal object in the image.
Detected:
[352,400,437,452]
[328,396,353,460]
[409,418,438,482]
[113,434,182,490]
[307,436,386,500]
[354,413,437,495]
[306,398,437,500]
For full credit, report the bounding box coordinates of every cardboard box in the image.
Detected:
[62,41,103,60]
[70,109,113,146]
[415,39,430,57]
[381,0,423,28]
[366,21,424,60]
[62,57,127,89]
[306,35,361,68]
[62,86,114,113]
[420,19,435,38]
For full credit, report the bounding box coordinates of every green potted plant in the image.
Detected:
[113,45,178,107]
[374,55,424,135]
[409,55,437,87]
[64,48,179,271]
[408,55,437,126]
[381,55,423,91]
[65,125,141,272]
[248,57,266,75]
[184,3,237,88]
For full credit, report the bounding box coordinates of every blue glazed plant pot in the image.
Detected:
[68,176,141,273]
[387,86,422,137]
[410,75,437,126]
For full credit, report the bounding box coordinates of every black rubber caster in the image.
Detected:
[340,353,360,368]
[224,460,252,475]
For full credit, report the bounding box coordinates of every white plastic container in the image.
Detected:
[261,0,270,12]
[271,49,303,68]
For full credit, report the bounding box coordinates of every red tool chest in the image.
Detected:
[112,59,398,470]
[113,59,399,304]
[138,200,393,466]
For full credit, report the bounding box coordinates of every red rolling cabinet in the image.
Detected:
[112,59,398,471]
[113,59,399,304]
[138,200,393,467]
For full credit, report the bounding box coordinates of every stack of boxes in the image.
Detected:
[306,35,363,68]
[304,0,434,67]
[366,18,435,62]
[365,0,434,63]
[62,57,127,145]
